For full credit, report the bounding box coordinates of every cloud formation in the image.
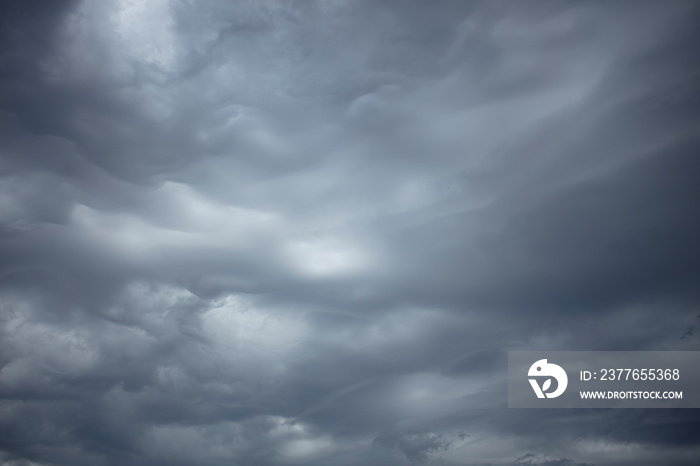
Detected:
[1,1,699,465]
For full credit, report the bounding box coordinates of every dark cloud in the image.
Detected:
[1,1,699,465]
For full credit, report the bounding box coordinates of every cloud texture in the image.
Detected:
[1,1,699,465]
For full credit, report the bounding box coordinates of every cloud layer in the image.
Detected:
[1,1,699,465]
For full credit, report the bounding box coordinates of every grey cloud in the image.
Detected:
[374,427,453,464]
[1,1,700,465]
[514,454,593,466]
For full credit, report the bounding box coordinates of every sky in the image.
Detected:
[0,1,699,465]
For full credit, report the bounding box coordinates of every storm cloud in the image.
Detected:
[1,1,699,465]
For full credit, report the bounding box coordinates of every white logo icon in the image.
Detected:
[528,359,568,398]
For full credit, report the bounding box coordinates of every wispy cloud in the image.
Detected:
[1,1,699,465]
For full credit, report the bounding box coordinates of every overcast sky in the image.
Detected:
[1,1,699,465]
